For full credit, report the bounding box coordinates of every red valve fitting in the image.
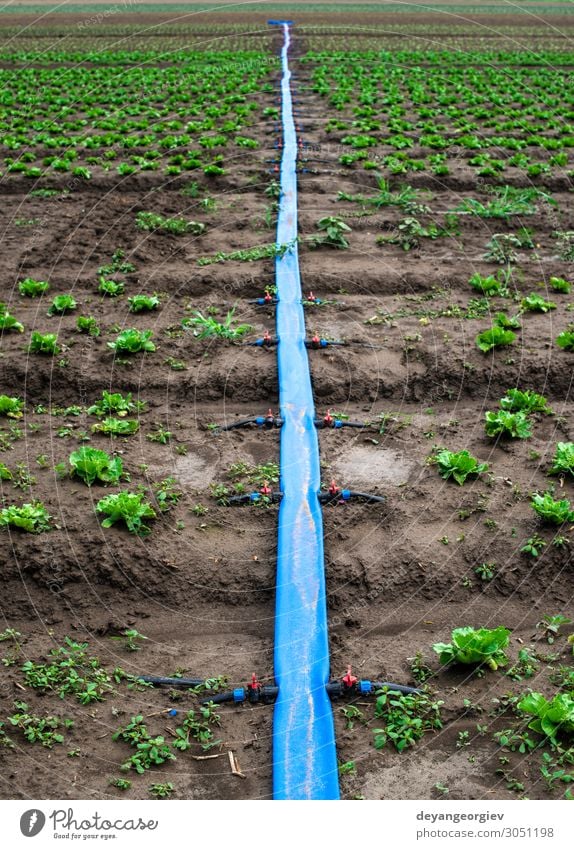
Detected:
[248,672,262,694]
[262,329,273,346]
[260,481,272,497]
[307,291,317,302]
[310,333,321,348]
[328,479,340,497]
[263,291,273,304]
[323,409,334,427]
[342,666,358,690]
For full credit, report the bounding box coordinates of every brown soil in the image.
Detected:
[1,15,574,802]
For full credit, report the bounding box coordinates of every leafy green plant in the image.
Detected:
[28,332,59,355]
[136,211,205,236]
[96,491,156,535]
[469,271,510,296]
[485,410,532,439]
[549,276,571,294]
[48,294,77,315]
[92,417,139,436]
[518,692,574,746]
[8,702,72,748]
[433,449,488,485]
[476,326,516,353]
[531,491,574,525]
[556,330,574,351]
[549,443,574,477]
[0,502,51,533]
[76,315,100,337]
[99,277,125,297]
[373,690,443,752]
[128,294,160,313]
[19,278,49,297]
[520,293,556,313]
[68,447,125,486]
[182,306,251,340]
[0,304,24,333]
[88,391,143,418]
[433,626,510,671]
[500,389,551,415]
[0,396,23,419]
[494,312,521,330]
[108,329,155,354]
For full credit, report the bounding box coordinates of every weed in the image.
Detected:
[474,562,496,582]
[109,778,131,790]
[152,477,182,512]
[136,211,205,236]
[147,425,172,445]
[182,306,251,340]
[340,705,364,730]
[8,701,73,747]
[373,690,443,752]
[506,648,539,681]
[521,535,546,558]
[310,216,352,249]
[111,629,148,652]
[172,703,221,752]
[408,651,433,684]
[536,614,572,643]
[22,637,113,703]
[149,782,174,799]
[113,716,175,773]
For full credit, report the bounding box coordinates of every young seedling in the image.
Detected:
[146,425,172,445]
[468,270,510,297]
[506,647,539,681]
[474,562,496,582]
[22,637,113,703]
[536,614,572,644]
[111,629,148,652]
[113,715,175,773]
[109,778,132,791]
[310,216,352,249]
[521,535,546,558]
[340,705,364,730]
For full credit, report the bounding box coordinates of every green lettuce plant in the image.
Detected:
[433,626,510,671]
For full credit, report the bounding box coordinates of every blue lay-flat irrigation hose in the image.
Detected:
[269,20,340,801]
